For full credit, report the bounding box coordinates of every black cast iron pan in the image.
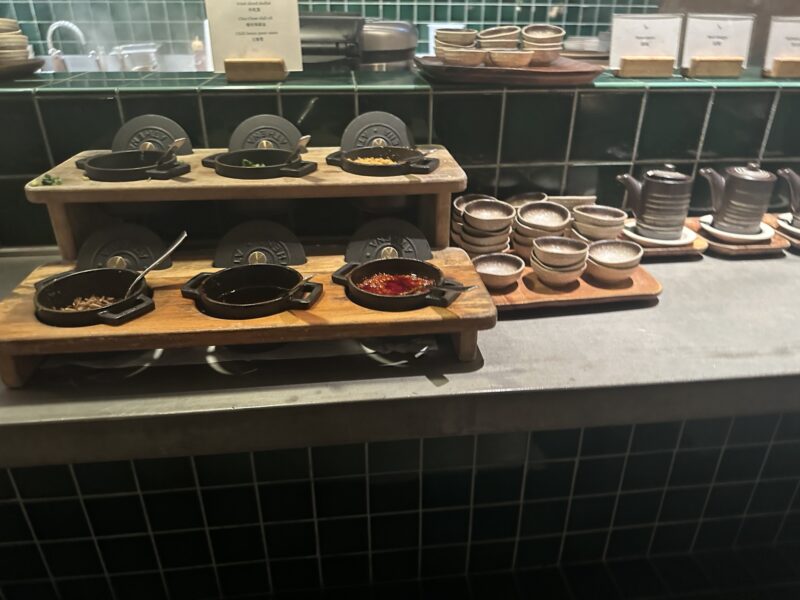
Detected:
[331,258,465,311]
[35,268,154,327]
[76,150,190,182]
[202,149,317,180]
[182,264,323,319]
[326,147,439,177]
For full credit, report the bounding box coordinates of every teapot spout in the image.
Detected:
[778,168,800,214]
[617,173,642,214]
[699,167,725,213]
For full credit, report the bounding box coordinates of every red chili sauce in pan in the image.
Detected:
[356,273,435,296]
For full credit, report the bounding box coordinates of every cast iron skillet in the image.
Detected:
[76,150,190,182]
[326,147,439,177]
[202,149,317,180]
[332,258,463,311]
[182,264,323,319]
[35,268,154,327]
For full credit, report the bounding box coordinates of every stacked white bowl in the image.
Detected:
[436,28,487,66]
[459,198,515,258]
[0,19,29,66]
[586,240,643,285]
[522,24,565,65]
[571,205,627,242]
[512,201,572,263]
[530,236,589,288]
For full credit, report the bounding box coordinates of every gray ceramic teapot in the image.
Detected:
[776,168,800,227]
[617,165,693,240]
[699,163,776,235]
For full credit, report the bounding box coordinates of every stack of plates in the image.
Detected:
[0,18,31,67]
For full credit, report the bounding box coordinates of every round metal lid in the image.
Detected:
[727,162,776,182]
[112,115,193,154]
[345,219,432,263]
[228,115,302,151]
[76,224,171,271]
[213,221,306,268]
[341,111,413,151]
[362,21,418,52]
[646,164,691,182]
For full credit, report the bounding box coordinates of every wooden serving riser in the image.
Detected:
[25,146,467,259]
[491,265,661,312]
[763,213,800,251]
[0,249,496,388]
[686,217,789,257]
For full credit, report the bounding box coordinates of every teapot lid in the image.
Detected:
[646,164,691,182]
[726,162,776,182]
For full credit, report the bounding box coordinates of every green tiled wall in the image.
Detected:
[0,0,660,57]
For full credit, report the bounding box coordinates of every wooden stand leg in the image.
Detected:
[434,192,452,249]
[46,203,78,260]
[452,330,479,362]
[0,354,41,388]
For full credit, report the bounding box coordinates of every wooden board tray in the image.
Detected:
[686,217,789,257]
[414,56,604,86]
[763,213,800,251]
[0,249,496,387]
[491,265,661,312]
[619,220,708,259]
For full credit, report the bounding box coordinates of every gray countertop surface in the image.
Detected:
[1,251,800,466]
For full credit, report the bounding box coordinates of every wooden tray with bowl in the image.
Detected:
[620,219,708,259]
[686,216,788,257]
[415,56,604,86]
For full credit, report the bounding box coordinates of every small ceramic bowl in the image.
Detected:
[462,222,512,237]
[454,193,495,218]
[505,192,548,208]
[451,232,463,247]
[523,40,563,49]
[517,201,571,232]
[531,255,585,288]
[461,229,510,247]
[573,205,627,228]
[472,253,525,289]
[573,220,625,241]
[527,47,561,65]
[479,39,520,49]
[511,231,536,247]
[522,24,566,44]
[585,259,637,284]
[451,220,463,234]
[464,199,516,231]
[461,239,510,255]
[435,39,477,58]
[512,241,533,263]
[442,48,487,67]
[589,240,643,269]
[548,195,597,211]
[488,50,534,68]
[436,28,478,45]
[533,237,589,268]
[514,217,566,239]
[478,25,521,41]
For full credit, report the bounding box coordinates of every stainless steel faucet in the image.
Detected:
[46,20,96,72]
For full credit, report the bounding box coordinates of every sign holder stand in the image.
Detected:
[684,56,744,78]
[764,57,800,78]
[618,56,675,78]
[224,57,288,82]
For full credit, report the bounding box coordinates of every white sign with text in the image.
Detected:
[765,16,800,71]
[681,13,754,69]
[205,0,303,72]
[609,14,683,70]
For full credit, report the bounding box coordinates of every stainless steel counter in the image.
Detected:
[2,252,800,466]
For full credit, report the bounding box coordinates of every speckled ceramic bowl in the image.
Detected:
[517,201,571,232]
[573,205,627,228]
[464,199,516,231]
[588,240,643,269]
[453,193,495,218]
[585,259,637,284]
[436,28,478,45]
[531,255,585,288]
[472,253,525,289]
[532,237,589,268]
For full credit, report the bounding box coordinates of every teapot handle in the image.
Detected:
[698,168,725,213]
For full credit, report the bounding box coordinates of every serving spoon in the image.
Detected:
[124,231,188,298]
[279,273,315,299]
[286,135,311,164]
[153,137,188,167]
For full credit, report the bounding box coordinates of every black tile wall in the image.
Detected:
[571,92,642,161]
[702,92,774,159]
[637,92,709,161]
[432,92,502,165]
[501,92,574,163]
[118,92,206,148]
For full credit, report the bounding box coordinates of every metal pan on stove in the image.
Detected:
[332,258,466,311]
[182,264,323,319]
[35,268,155,327]
[326,146,439,177]
[202,148,317,180]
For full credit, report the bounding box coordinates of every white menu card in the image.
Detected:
[764,16,800,71]
[205,0,303,72]
[609,14,683,70]
[681,14,754,69]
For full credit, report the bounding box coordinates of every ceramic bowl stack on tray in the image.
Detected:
[512,201,572,262]
[522,24,565,65]
[0,18,29,66]
[530,237,588,287]
[586,240,643,284]
[460,199,515,257]
[436,28,485,66]
[571,205,627,241]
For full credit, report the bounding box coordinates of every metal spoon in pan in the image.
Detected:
[154,137,188,167]
[286,135,311,164]
[278,273,316,300]
[124,231,188,298]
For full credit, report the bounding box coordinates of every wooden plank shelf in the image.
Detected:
[0,248,496,388]
[25,146,466,260]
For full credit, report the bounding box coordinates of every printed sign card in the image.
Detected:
[681,14,755,69]
[205,0,303,72]
[609,14,683,70]
[764,16,800,71]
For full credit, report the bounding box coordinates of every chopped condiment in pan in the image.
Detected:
[241,158,266,168]
[57,295,118,311]
[356,273,435,296]
[349,157,397,166]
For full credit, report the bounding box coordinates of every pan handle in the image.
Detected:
[407,158,440,175]
[279,161,318,177]
[96,294,155,326]
[424,286,461,308]
[326,151,344,167]
[287,281,323,309]
[181,272,212,300]
[331,262,359,285]
[201,153,224,169]
[145,162,190,180]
